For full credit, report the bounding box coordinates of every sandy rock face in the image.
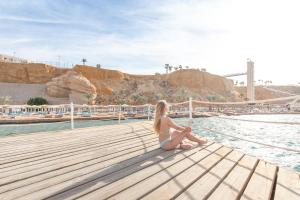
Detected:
[73,65,127,95]
[166,69,234,95]
[0,62,68,83]
[46,71,97,104]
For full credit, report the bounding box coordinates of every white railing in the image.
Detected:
[1,95,300,130]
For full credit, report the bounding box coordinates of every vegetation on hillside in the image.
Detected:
[27,97,48,105]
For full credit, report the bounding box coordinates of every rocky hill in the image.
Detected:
[2,62,297,105]
[0,62,68,83]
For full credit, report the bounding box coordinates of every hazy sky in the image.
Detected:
[0,0,299,85]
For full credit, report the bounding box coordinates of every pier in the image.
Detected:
[0,121,299,199]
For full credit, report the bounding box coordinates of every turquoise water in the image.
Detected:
[175,114,300,172]
[0,114,299,172]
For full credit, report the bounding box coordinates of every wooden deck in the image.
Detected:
[0,121,299,200]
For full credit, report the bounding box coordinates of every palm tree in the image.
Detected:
[179,65,182,70]
[81,58,87,65]
[258,79,261,85]
[265,80,269,86]
[165,64,169,74]
[168,65,173,72]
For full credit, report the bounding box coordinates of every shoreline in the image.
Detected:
[0,112,299,125]
[226,111,300,116]
[0,115,125,125]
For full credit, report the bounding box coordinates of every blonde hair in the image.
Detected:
[153,100,168,134]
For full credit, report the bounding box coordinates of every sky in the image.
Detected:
[0,0,300,85]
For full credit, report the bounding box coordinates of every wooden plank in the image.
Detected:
[0,122,152,151]
[0,135,156,177]
[0,127,153,159]
[108,145,231,200]
[43,149,181,200]
[207,155,258,200]
[0,130,154,168]
[0,128,153,165]
[46,143,216,200]
[0,121,298,200]
[0,135,157,180]
[84,144,225,200]
[171,150,242,200]
[0,131,155,171]
[274,168,300,200]
[0,140,159,189]
[0,124,150,155]
[240,160,277,200]
[0,144,162,199]
[0,126,149,155]
[0,123,136,144]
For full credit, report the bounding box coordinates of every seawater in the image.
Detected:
[176,114,300,172]
[0,114,299,172]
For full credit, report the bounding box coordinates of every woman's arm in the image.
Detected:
[167,117,187,131]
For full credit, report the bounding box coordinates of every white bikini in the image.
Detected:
[159,137,171,148]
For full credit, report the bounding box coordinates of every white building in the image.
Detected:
[0,54,29,63]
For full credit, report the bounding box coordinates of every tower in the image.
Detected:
[247,59,255,101]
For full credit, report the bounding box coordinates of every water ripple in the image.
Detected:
[175,114,300,172]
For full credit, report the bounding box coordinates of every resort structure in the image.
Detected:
[224,59,256,101]
[0,53,29,63]
[247,59,255,101]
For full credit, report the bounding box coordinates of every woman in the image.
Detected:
[153,100,207,150]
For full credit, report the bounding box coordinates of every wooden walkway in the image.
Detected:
[0,121,299,200]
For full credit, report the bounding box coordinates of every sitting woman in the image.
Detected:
[153,100,207,150]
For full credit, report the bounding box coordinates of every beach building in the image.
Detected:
[0,54,29,63]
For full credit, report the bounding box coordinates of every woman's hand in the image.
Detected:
[184,126,192,132]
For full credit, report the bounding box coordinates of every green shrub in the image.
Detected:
[27,97,48,105]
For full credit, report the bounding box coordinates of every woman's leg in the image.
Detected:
[185,132,207,144]
[163,130,190,150]
[170,130,192,150]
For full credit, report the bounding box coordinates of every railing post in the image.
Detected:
[147,104,151,120]
[70,102,74,130]
[188,97,193,126]
[118,105,121,124]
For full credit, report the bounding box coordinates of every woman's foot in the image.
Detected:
[180,143,192,150]
[198,138,208,145]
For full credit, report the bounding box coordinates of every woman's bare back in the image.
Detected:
[159,116,171,141]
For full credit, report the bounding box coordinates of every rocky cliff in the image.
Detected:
[0,62,244,104]
[73,65,128,95]
[0,62,68,83]
[166,69,233,96]
[46,71,97,104]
